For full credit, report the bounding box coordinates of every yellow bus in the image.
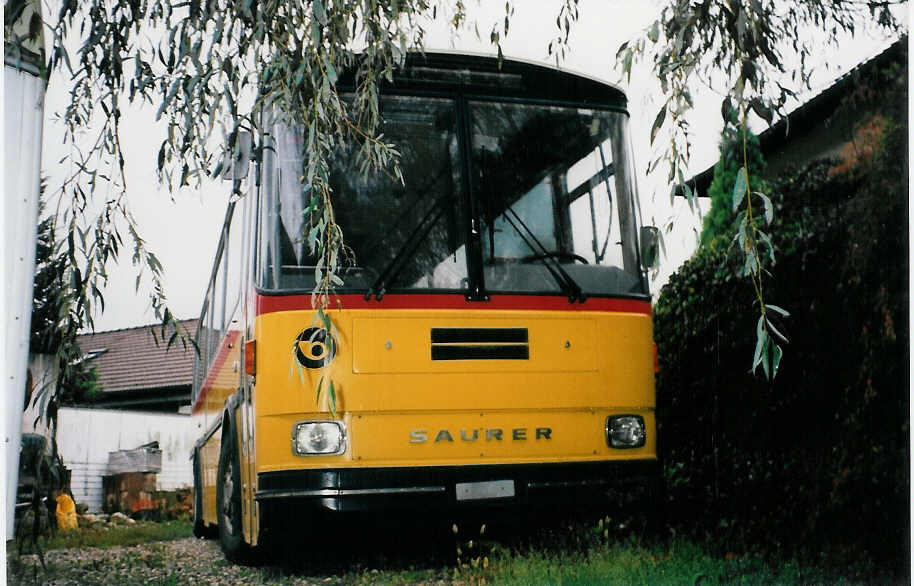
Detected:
[191,53,660,561]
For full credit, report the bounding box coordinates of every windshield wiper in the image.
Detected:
[366,194,586,303]
[502,207,585,303]
[365,199,448,301]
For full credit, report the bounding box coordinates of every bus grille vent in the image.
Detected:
[430,328,529,360]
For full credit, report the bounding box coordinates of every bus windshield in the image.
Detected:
[258,94,647,298]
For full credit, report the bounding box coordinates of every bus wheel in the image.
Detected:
[216,422,248,561]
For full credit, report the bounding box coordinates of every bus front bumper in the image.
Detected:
[255,460,658,513]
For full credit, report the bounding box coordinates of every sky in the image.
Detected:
[38,1,907,333]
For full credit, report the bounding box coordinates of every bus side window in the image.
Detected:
[196,202,237,400]
[198,286,215,392]
[211,239,227,361]
[224,199,246,322]
[191,297,208,403]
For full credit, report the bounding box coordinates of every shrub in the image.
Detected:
[699,122,767,246]
[654,115,908,570]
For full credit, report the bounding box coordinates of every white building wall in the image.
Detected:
[56,407,195,513]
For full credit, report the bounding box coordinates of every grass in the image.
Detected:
[339,538,884,585]
[485,539,829,585]
[332,515,896,586]
[14,519,193,552]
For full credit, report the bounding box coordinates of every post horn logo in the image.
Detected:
[293,327,337,369]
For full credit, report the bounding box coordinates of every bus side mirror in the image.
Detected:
[221,131,252,181]
[640,226,660,269]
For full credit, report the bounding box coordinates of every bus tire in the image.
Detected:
[216,419,249,562]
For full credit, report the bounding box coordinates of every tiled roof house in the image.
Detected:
[75,320,199,412]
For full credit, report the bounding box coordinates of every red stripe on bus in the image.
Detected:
[191,329,241,415]
[255,293,651,315]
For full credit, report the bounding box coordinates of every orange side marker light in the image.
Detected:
[244,339,256,375]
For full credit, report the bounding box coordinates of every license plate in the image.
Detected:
[455,480,515,501]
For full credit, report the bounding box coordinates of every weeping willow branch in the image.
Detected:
[618,0,901,378]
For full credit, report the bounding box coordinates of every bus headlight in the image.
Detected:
[605,415,645,449]
[292,421,346,456]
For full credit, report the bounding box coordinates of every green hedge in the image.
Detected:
[654,119,908,567]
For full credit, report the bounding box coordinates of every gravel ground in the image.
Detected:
[8,537,303,585]
[7,524,462,585]
[6,513,607,585]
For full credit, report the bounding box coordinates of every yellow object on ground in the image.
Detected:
[55,493,77,531]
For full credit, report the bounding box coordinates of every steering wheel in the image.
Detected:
[520,252,589,265]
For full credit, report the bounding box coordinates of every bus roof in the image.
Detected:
[338,52,629,111]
